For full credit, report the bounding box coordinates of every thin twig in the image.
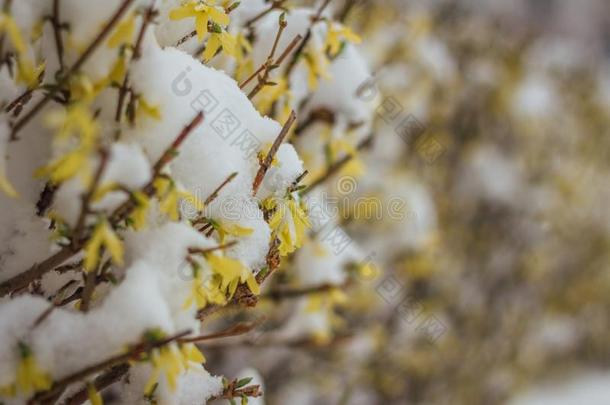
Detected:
[62,364,129,405]
[179,319,264,344]
[262,282,346,301]
[188,241,238,256]
[302,133,373,194]
[245,0,287,28]
[284,0,332,77]
[72,149,109,249]
[252,110,296,195]
[30,330,190,404]
[10,0,136,140]
[0,113,204,298]
[51,0,65,71]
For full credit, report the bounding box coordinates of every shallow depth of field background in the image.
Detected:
[207,0,610,404]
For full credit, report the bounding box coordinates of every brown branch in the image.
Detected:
[187,241,238,256]
[179,319,264,344]
[78,268,97,312]
[10,0,136,140]
[30,330,190,404]
[0,113,204,298]
[336,0,360,23]
[36,182,58,217]
[245,0,287,28]
[247,33,301,99]
[252,110,296,195]
[152,111,203,174]
[262,282,346,301]
[133,1,158,60]
[207,380,262,403]
[72,149,109,249]
[205,171,237,205]
[4,88,34,115]
[284,0,332,77]
[51,0,65,71]
[62,364,129,405]
[302,132,373,194]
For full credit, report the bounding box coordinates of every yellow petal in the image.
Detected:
[101,223,124,267]
[0,174,18,198]
[202,34,221,61]
[107,13,135,48]
[207,6,230,26]
[169,5,197,21]
[195,13,209,41]
[220,32,237,56]
[245,273,260,295]
[87,384,104,405]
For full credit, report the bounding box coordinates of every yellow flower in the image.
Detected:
[201,24,236,61]
[145,344,185,394]
[305,289,348,313]
[0,173,18,198]
[34,147,91,184]
[181,343,206,365]
[45,104,99,142]
[255,78,288,115]
[0,13,27,54]
[207,254,259,297]
[16,59,44,88]
[329,138,365,177]
[303,45,331,90]
[87,383,103,405]
[0,13,45,88]
[15,343,52,395]
[0,383,16,397]
[70,58,127,103]
[155,177,203,221]
[211,220,254,244]
[137,97,162,121]
[182,263,225,309]
[266,197,311,256]
[234,32,252,63]
[84,219,124,272]
[107,12,136,48]
[169,0,230,41]
[129,191,150,230]
[325,22,361,56]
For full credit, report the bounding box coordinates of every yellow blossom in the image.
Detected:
[207,254,259,297]
[169,0,230,41]
[181,343,206,365]
[182,263,226,309]
[84,219,124,272]
[45,104,99,143]
[129,191,151,230]
[107,13,136,48]
[145,344,185,394]
[34,147,91,184]
[255,78,289,115]
[234,32,252,63]
[212,220,254,244]
[0,14,44,88]
[266,197,311,256]
[87,383,103,405]
[201,25,236,61]
[306,289,348,313]
[138,97,162,120]
[15,343,52,395]
[155,177,204,221]
[330,138,365,177]
[303,48,331,90]
[325,22,361,56]
[0,173,18,198]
